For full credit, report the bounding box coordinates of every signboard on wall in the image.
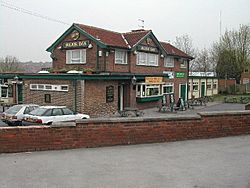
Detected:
[106,85,114,103]
[163,71,174,79]
[243,78,250,84]
[62,40,89,49]
[175,72,186,78]
[145,77,163,83]
[137,45,158,53]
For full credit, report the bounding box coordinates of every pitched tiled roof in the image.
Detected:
[123,30,151,47]
[160,42,193,59]
[76,23,129,48]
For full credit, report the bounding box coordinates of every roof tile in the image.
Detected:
[76,23,128,48]
[123,30,151,47]
[160,42,193,59]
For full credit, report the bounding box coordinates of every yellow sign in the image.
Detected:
[145,77,163,83]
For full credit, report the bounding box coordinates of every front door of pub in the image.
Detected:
[118,85,124,111]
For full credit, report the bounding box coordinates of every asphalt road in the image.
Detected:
[0,135,249,188]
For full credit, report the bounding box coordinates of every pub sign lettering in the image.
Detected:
[106,85,114,103]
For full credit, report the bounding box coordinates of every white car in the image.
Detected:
[23,106,90,125]
[1,104,39,126]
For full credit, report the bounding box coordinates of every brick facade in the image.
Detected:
[20,23,192,116]
[0,111,249,153]
[24,79,76,110]
[23,79,119,117]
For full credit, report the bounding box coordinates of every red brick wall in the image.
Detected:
[83,80,118,117]
[0,111,249,153]
[23,79,77,111]
[218,79,236,87]
[53,32,97,71]
[51,30,189,78]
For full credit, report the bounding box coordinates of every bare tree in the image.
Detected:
[212,24,250,83]
[0,56,22,73]
[174,34,197,71]
[194,48,210,72]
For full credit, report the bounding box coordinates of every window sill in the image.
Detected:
[136,64,159,67]
[164,66,174,68]
[66,62,86,64]
[115,63,128,65]
[136,96,162,103]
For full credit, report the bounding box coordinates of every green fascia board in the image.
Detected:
[136,96,162,103]
[46,24,75,52]
[131,31,167,56]
[0,73,169,81]
[18,74,130,80]
[0,73,20,79]
[46,23,107,52]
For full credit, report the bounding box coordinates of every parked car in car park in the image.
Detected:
[23,106,90,125]
[1,104,39,126]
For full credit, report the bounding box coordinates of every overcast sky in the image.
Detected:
[0,0,249,62]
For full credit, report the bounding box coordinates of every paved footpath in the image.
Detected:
[0,135,250,188]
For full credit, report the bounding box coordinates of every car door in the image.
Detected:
[62,108,75,121]
[51,108,64,122]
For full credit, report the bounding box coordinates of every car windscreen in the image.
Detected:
[5,105,23,115]
[29,108,48,116]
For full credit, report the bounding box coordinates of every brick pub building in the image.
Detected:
[20,23,193,117]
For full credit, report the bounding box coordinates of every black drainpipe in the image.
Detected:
[73,80,77,113]
[96,45,99,71]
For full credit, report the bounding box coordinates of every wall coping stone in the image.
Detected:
[0,125,50,130]
[198,110,250,116]
[77,114,201,124]
[50,122,76,127]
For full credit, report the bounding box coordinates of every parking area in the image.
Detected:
[0,135,249,188]
[0,102,247,127]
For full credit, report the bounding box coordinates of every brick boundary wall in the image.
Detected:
[0,111,250,153]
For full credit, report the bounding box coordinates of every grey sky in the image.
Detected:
[0,0,249,62]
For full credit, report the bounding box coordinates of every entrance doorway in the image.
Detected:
[179,83,187,101]
[201,82,205,97]
[118,85,124,111]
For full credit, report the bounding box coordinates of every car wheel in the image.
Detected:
[7,123,13,126]
[46,122,52,125]
[82,117,87,119]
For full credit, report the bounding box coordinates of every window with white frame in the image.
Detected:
[164,57,174,67]
[137,52,158,66]
[213,81,217,89]
[192,82,199,91]
[136,84,161,97]
[66,49,86,64]
[30,84,69,92]
[1,86,8,98]
[115,50,127,64]
[180,58,187,68]
[162,83,174,94]
[207,82,212,89]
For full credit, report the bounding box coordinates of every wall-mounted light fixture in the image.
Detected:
[98,50,102,57]
[133,50,138,55]
[50,53,57,61]
[88,43,93,49]
[131,75,137,85]
[160,54,164,58]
